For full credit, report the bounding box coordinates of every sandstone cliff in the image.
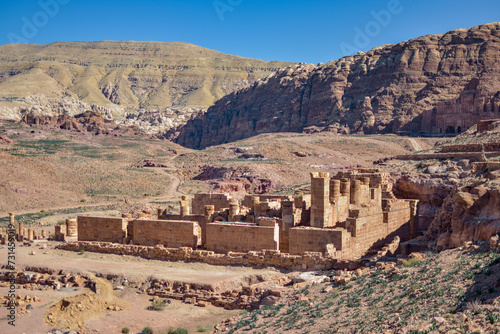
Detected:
[174,23,500,148]
[0,41,293,130]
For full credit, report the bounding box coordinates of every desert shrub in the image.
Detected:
[401,258,421,267]
[143,327,154,334]
[168,328,188,334]
[122,328,130,334]
[196,325,211,332]
[148,298,167,311]
[465,299,482,314]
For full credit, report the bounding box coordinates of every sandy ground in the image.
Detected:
[0,242,285,333]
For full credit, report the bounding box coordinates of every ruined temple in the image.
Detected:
[71,169,418,260]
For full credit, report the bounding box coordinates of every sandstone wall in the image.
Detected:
[133,219,201,248]
[192,193,232,215]
[395,152,500,160]
[206,222,278,253]
[346,206,386,255]
[288,227,346,256]
[384,201,412,242]
[440,142,500,153]
[77,217,127,243]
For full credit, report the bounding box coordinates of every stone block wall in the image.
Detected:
[288,227,346,256]
[384,201,412,242]
[346,206,386,256]
[55,225,66,242]
[133,219,201,248]
[77,217,127,243]
[192,193,232,215]
[440,142,500,153]
[206,222,278,253]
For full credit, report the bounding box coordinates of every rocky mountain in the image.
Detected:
[0,41,293,129]
[173,22,500,149]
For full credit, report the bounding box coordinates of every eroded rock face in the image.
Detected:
[174,23,500,148]
[432,186,500,249]
[20,110,137,136]
[194,165,277,194]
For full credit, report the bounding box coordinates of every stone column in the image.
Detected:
[251,196,261,217]
[23,228,28,239]
[8,213,14,225]
[180,195,191,217]
[28,228,34,241]
[310,172,331,228]
[330,179,341,202]
[41,229,47,239]
[340,178,350,203]
[18,221,24,242]
[228,203,240,222]
[66,219,78,237]
[351,179,362,205]
[203,205,215,247]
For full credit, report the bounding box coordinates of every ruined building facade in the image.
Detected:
[72,169,418,260]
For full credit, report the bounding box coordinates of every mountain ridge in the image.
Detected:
[172,22,500,148]
[0,40,294,127]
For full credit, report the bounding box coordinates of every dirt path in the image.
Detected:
[408,138,423,152]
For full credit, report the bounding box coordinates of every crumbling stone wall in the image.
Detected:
[192,193,232,215]
[133,219,201,248]
[77,217,127,243]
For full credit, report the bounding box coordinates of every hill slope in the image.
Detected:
[0,41,293,123]
[174,22,500,148]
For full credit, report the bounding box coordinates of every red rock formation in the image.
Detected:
[19,110,139,136]
[432,186,500,249]
[173,23,500,148]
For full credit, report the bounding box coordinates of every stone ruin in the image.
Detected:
[0,213,49,244]
[70,169,418,262]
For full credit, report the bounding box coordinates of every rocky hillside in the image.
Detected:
[0,41,292,129]
[174,22,500,148]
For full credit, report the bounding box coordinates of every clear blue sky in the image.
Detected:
[0,0,499,64]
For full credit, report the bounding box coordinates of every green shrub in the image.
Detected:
[196,325,211,332]
[168,328,188,334]
[122,328,130,334]
[401,258,422,267]
[148,298,167,311]
[143,327,154,334]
